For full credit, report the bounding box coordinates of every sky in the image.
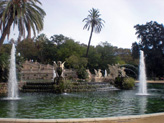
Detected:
[6,0,164,48]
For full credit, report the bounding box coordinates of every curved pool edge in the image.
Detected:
[1,112,164,123]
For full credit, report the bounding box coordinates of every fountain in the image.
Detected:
[104,69,107,77]
[7,43,19,100]
[137,50,148,95]
[53,69,56,79]
[1,46,164,119]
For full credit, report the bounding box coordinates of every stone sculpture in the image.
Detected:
[97,69,102,78]
[53,61,65,77]
[86,69,92,80]
[94,69,98,77]
[53,61,65,85]
[108,64,126,79]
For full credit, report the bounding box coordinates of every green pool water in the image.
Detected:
[0,83,164,119]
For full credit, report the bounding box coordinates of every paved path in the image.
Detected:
[1,113,164,123]
[136,80,164,83]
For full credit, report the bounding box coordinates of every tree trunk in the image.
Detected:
[0,17,14,48]
[17,34,21,43]
[27,22,31,40]
[86,26,93,57]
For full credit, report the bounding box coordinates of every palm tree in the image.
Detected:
[83,8,105,57]
[0,0,46,48]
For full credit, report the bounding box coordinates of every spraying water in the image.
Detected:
[137,50,148,95]
[53,69,56,79]
[104,70,107,77]
[7,44,19,100]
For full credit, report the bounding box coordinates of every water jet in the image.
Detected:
[6,44,19,100]
[136,50,149,95]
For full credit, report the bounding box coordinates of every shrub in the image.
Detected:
[122,77,135,90]
[77,67,88,79]
[54,79,73,93]
[114,77,124,89]
[114,77,135,90]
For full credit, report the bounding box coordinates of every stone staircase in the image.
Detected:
[21,82,55,92]
[70,82,112,92]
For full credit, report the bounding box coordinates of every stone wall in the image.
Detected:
[0,83,7,94]
[0,82,26,94]
[21,60,54,80]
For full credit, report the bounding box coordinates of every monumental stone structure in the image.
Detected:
[21,60,77,81]
[21,60,54,80]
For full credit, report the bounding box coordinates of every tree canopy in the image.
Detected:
[133,21,164,78]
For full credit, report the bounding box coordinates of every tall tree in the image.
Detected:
[83,8,105,57]
[0,0,46,47]
[134,21,164,78]
[131,42,139,59]
[50,34,69,46]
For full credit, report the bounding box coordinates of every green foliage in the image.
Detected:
[134,21,164,78]
[0,53,9,82]
[66,55,88,69]
[77,67,88,79]
[16,53,24,81]
[50,34,69,46]
[122,77,135,90]
[57,39,86,62]
[62,80,73,90]
[0,33,138,82]
[115,56,126,65]
[114,77,124,89]
[17,39,38,61]
[66,55,80,69]
[96,42,116,70]
[0,44,25,82]
[114,77,135,90]
[87,46,101,72]
[0,0,46,47]
[132,42,139,59]
[114,47,137,65]
[54,79,73,93]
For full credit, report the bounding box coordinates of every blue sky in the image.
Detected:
[4,0,164,48]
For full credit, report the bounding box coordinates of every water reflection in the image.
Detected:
[138,96,147,114]
[7,101,18,118]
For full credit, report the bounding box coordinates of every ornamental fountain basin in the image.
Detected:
[0,83,164,119]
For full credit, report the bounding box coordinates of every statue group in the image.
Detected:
[86,64,126,82]
[53,61,126,83]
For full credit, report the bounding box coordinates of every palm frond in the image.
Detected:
[83,8,105,33]
[0,0,46,42]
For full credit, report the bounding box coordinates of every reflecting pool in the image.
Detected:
[0,83,164,119]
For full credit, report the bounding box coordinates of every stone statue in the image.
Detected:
[53,61,65,77]
[98,69,102,78]
[94,69,102,78]
[94,69,98,77]
[118,67,126,77]
[108,64,126,79]
[86,69,92,80]
[108,64,119,79]
[53,61,65,85]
